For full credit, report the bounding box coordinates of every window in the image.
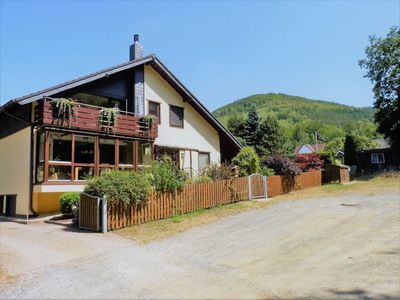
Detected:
[198,152,210,170]
[138,142,152,167]
[119,140,134,166]
[371,153,385,164]
[49,133,72,162]
[155,146,180,167]
[75,135,95,164]
[170,105,184,128]
[99,138,115,165]
[148,101,161,124]
[36,130,152,182]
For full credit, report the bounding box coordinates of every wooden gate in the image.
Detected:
[79,193,100,231]
[248,173,267,199]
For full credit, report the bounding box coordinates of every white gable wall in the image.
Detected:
[144,66,220,174]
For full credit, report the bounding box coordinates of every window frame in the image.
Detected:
[198,152,211,170]
[371,153,385,164]
[169,105,184,128]
[37,130,144,183]
[148,100,161,124]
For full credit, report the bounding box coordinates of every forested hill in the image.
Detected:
[213,93,376,147]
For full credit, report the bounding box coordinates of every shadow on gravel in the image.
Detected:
[327,288,399,300]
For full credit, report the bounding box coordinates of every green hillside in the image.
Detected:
[213,93,377,148]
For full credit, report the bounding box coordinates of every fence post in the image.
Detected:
[102,196,107,234]
[263,176,268,199]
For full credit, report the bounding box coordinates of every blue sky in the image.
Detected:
[0,1,399,110]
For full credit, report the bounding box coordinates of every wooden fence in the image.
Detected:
[107,176,249,230]
[105,170,322,230]
[267,170,322,197]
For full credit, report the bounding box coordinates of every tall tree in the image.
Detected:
[344,135,358,166]
[243,104,260,147]
[256,116,286,156]
[226,113,246,145]
[359,27,400,150]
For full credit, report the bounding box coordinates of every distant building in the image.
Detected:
[356,139,400,173]
[294,143,326,155]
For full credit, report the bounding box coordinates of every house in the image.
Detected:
[0,35,242,217]
[294,143,326,155]
[356,139,400,174]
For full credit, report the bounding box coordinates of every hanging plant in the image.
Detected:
[99,107,119,128]
[142,114,156,130]
[51,98,77,122]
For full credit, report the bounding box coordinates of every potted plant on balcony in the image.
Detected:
[99,106,119,133]
[51,98,77,125]
[141,114,156,132]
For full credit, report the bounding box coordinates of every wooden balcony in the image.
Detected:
[35,99,158,140]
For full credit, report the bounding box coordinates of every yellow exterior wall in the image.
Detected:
[0,127,31,215]
[33,192,63,213]
[144,65,221,175]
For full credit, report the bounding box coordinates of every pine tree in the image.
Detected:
[344,135,358,165]
[243,104,260,147]
[256,116,286,156]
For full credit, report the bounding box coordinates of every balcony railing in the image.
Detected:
[34,99,158,139]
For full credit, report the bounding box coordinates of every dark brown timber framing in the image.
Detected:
[1,54,242,160]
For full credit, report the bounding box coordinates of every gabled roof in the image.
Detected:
[0,55,242,150]
[294,143,326,154]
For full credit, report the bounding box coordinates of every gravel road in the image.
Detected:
[1,192,399,299]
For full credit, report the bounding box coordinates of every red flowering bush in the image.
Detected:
[295,154,324,172]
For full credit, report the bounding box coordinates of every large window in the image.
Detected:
[148,101,161,124]
[198,152,210,171]
[75,135,95,164]
[36,131,152,182]
[119,140,134,166]
[170,105,184,128]
[48,133,73,181]
[49,133,72,162]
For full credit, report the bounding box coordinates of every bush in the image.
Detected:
[319,150,335,165]
[295,153,324,172]
[261,155,301,176]
[60,192,80,217]
[232,146,261,176]
[186,175,212,184]
[261,167,275,176]
[84,170,152,205]
[200,163,232,180]
[146,156,186,193]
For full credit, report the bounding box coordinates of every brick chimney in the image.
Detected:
[129,34,144,61]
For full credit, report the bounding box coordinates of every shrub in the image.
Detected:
[261,167,275,176]
[146,156,186,193]
[60,192,80,217]
[200,163,232,180]
[319,150,335,166]
[232,146,261,176]
[295,153,324,172]
[186,175,212,184]
[262,155,301,176]
[84,170,152,205]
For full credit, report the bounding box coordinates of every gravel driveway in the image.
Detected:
[1,192,399,299]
